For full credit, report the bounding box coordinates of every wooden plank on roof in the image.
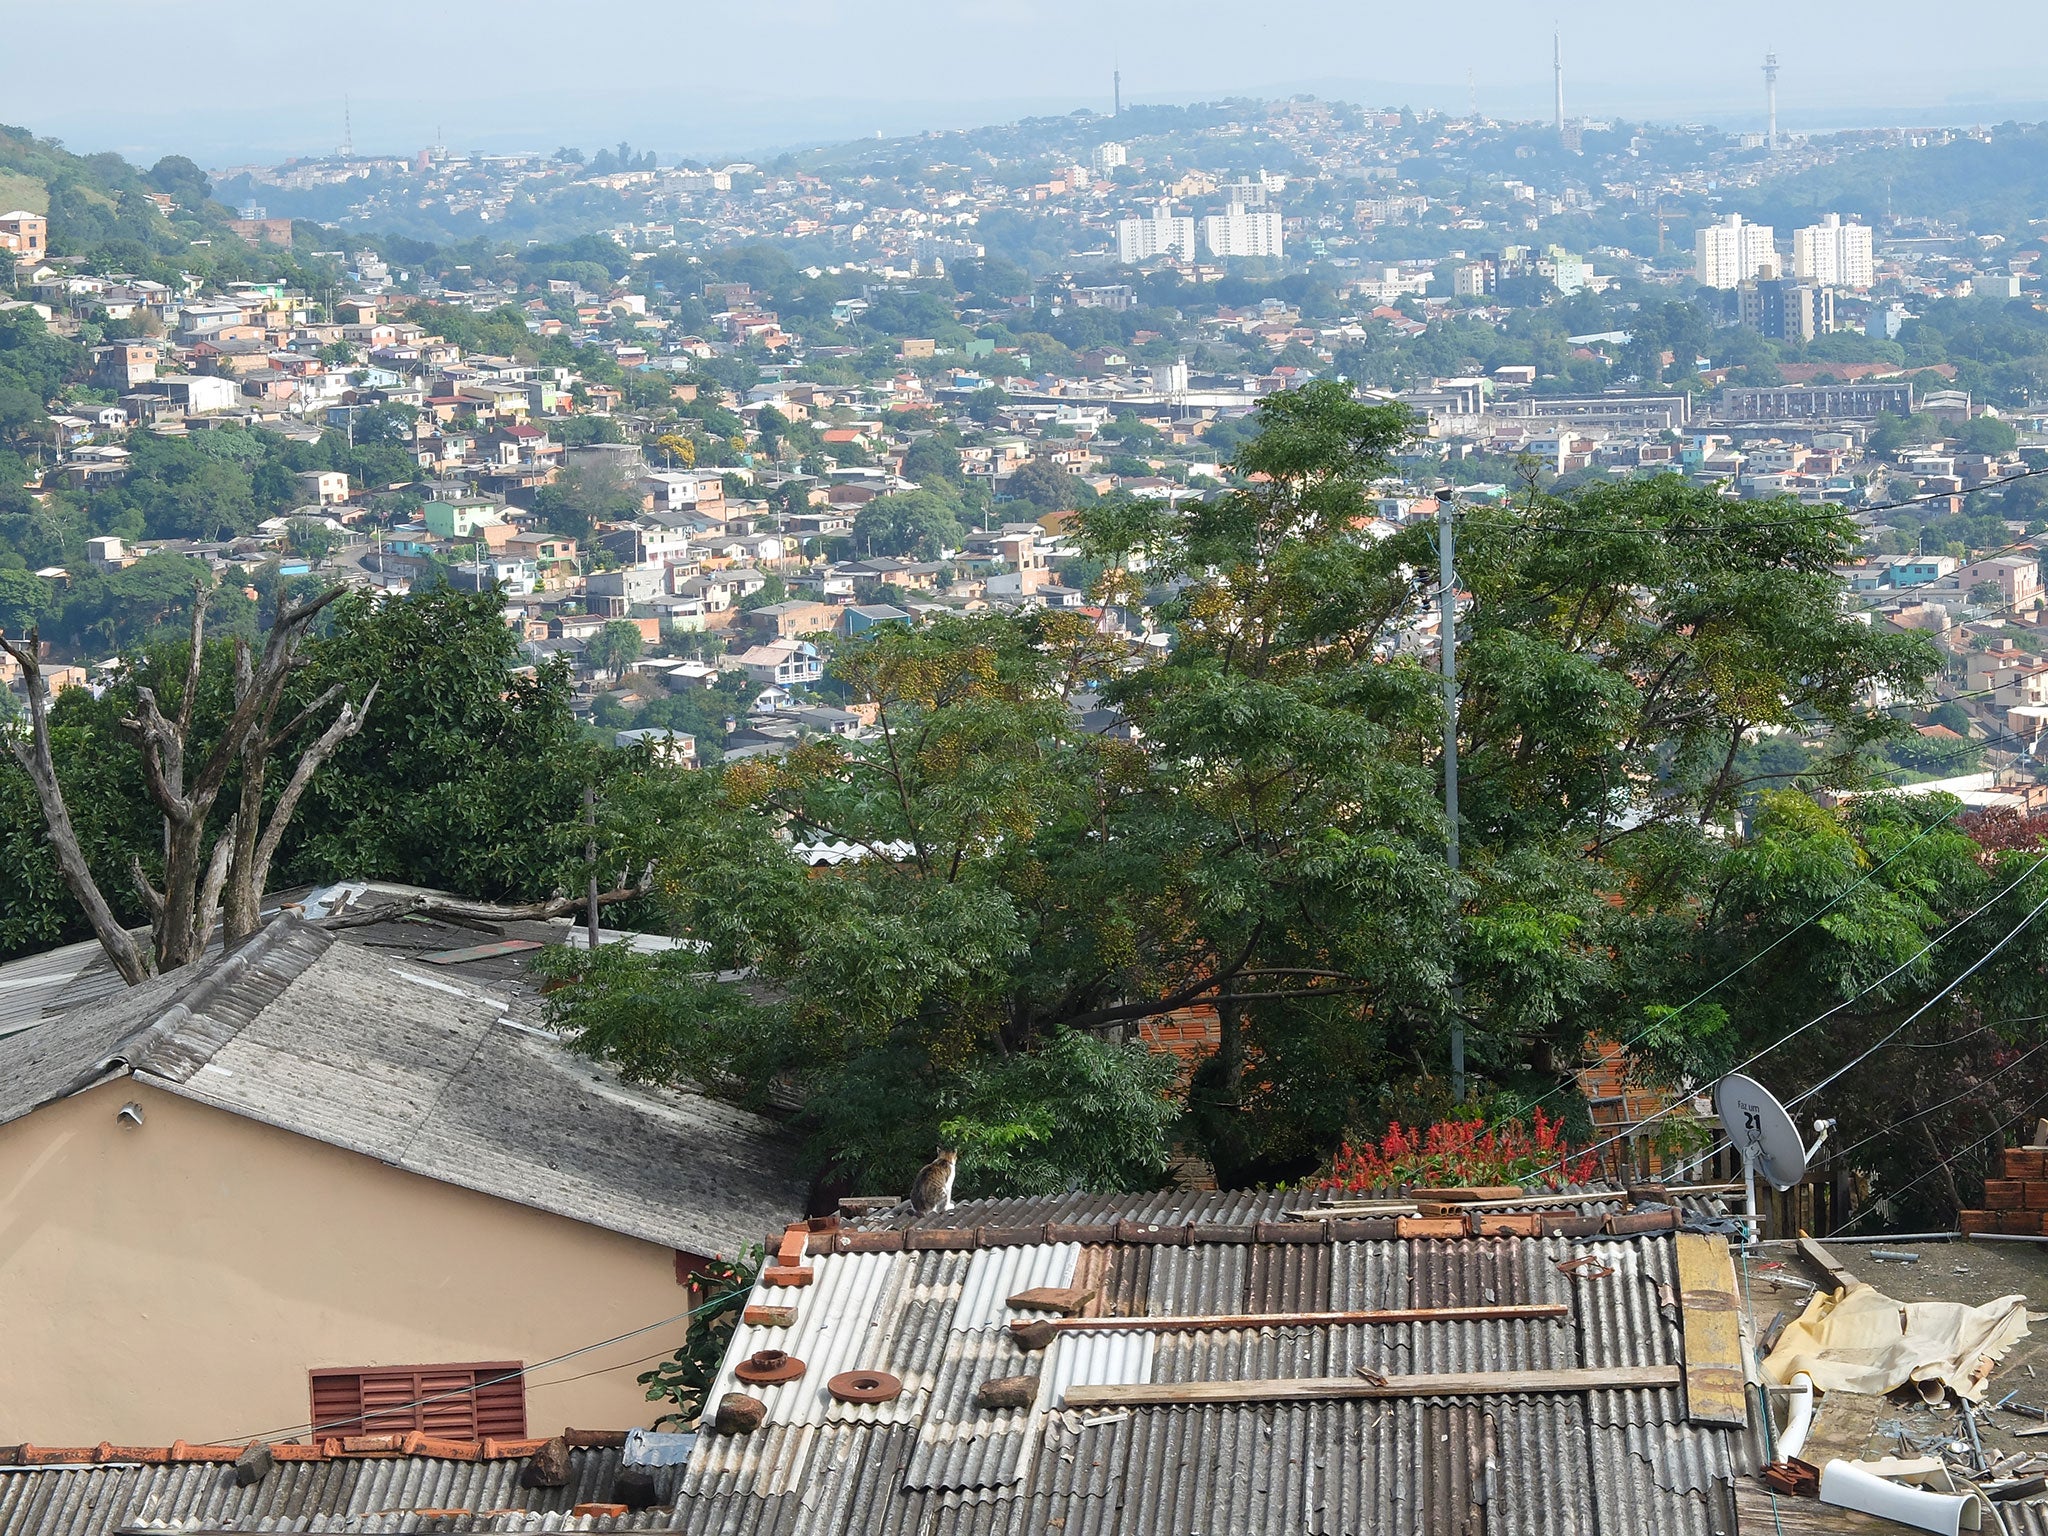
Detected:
[1796,1233,1859,1292]
[1732,1477,1898,1533]
[1061,1364,1679,1407]
[1047,1302,1569,1333]
[1795,1389,1882,1469]
[1676,1231,1749,1427]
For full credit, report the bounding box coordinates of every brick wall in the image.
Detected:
[1959,1146,2048,1234]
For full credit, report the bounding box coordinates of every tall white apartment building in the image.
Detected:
[1201,202,1284,259]
[1116,202,1195,264]
[1791,213,1875,289]
[1694,213,1777,289]
[1092,141,1127,174]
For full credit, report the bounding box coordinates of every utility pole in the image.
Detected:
[583,784,601,952]
[1436,489,1465,1101]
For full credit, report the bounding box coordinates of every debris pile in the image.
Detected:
[1756,1234,2042,1529]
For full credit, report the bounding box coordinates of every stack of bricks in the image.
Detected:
[1960,1146,2048,1235]
[762,1220,819,1287]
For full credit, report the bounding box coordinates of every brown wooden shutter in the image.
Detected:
[308,1361,525,1439]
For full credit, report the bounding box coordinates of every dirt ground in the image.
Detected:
[1743,1235,2048,1465]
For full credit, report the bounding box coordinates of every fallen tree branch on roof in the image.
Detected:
[313,865,657,932]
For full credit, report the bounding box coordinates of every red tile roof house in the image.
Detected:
[0,906,803,1448]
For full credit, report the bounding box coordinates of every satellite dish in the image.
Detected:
[1715,1074,1810,1191]
[1713,1073,1836,1243]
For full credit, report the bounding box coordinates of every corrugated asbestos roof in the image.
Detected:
[0,1446,686,1535]
[675,1193,1765,1535]
[0,914,803,1260]
[0,937,124,1037]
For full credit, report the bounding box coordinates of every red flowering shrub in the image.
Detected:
[1960,808,2048,863]
[1320,1109,1599,1192]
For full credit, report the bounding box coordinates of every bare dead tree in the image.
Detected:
[1,580,375,984]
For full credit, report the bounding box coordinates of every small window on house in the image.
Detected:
[309,1361,526,1441]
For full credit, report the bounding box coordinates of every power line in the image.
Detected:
[1530,847,2048,1179]
[1471,801,1966,1144]
[1832,1082,2048,1234]
[1463,464,2048,540]
[1596,799,2048,1176]
[1822,1025,2048,1167]
[1477,719,2045,1161]
[203,1276,753,1447]
[1786,873,2048,1109]
[1671,856,2048,1179]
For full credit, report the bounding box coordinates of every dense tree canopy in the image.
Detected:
[528,382,1998,1208]
[851,489,968,558]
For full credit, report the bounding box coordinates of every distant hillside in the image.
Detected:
[0,124,343,297]
[0,123,244,262]
[1751,125,2048,236]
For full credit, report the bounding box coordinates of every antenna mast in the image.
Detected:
[1762,53,1780,153]
[1553,29,1564,135]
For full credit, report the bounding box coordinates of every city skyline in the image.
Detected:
[13,0,2048,166]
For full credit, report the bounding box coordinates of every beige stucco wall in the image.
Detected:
[0,1078,695,1444]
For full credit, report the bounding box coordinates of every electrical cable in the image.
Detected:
[1572,794,2048,1163]
[201,1275,755,1447]
[1738,1237,1789,1535]
[1641,874,2048,1174]
[1821,1029,2048,1168]
[1832,1081,2048,1235]
[1457,465,2048,539]
[1467,801,1967,1145]
[1526,848,2048,1179]
[1424,460,2048,1167]
[1786,872,2048,1111]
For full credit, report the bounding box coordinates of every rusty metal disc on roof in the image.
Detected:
[734,1349,807,1384]
[827,1369,903,1404]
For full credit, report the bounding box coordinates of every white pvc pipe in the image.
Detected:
[1776,1373,1815,1464]
[1818,1459,1984,1535]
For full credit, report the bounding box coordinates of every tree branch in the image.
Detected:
[122,686,193,824]
[187,585,345,810]
[0,627,154,983]
[315,869,656,932]
[128,854,166,921]
[247,685,378,903]
[266,683,344,752]
[176,579,212,736]
[1055,924,1266,1033]
[194,818,236,952]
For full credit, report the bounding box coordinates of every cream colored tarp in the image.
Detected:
[1761,1282,2030,1402]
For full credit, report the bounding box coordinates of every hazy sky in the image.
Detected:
[13,0,2048,168]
